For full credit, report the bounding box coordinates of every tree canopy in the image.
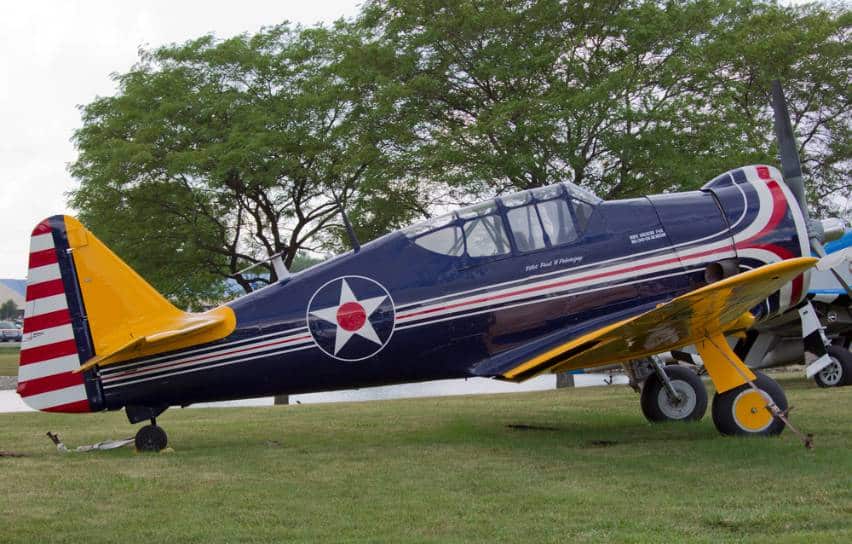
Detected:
[71,23,424,305]
[0,300,18,320]
[359,0,850,203]
[70,0,851,306]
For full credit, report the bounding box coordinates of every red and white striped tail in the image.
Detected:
[16,219,91,413]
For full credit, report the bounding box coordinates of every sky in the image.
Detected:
[0,0,824,279]
[0,0,361,278]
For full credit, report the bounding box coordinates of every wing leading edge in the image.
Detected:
[476,258,816,382]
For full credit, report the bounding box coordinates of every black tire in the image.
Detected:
[135,424,168,452]
[814,345,851,388]
[640,365,707,422]
[711,370,787,436]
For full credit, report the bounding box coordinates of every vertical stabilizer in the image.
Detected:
[17,217,98,412]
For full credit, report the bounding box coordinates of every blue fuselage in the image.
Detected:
[95,166,807,410]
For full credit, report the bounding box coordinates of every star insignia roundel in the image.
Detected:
[306,276,396,361]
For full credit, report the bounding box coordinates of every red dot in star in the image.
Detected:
[337,302,367,331]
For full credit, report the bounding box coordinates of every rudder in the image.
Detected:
[17,217,100,412]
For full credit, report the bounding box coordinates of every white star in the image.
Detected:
[310,279,388,355]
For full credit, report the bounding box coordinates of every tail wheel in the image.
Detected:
[640,365,707,422]
[711,371,787,436]
[135,424,168,452]
[814,345,851,388]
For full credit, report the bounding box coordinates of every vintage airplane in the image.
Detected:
[16,82,843,451]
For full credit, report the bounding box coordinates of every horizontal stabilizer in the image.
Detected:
[76,309,232,372]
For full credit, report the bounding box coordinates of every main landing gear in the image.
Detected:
[135,418,169,452]
[711,370,787,436]
[633,336,807,444]
[640,359,707,422]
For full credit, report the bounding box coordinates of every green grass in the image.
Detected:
[1,375,850,543]
[0,344,19,376]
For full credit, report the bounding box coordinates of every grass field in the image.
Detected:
[0,344,19,376]
[1,375,850,543]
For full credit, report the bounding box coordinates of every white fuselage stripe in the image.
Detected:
[105,267,702,388]
[20,384,87,410]
[102,335,314,383]
[395,268,697,331]
[27,263,62,286]
[21,323,74,350]
[29,233,55,253]
[103,344,316,389]
[24,294,69,318]
[16,354,81,382]
[100,328,311,375]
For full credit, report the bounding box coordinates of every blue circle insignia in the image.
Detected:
[306,276,395,361]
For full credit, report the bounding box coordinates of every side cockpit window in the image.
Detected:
[414,226,465,256]
[507,205,546,251]
[405,201,511,259]
[537,198,577,245]
[463,214,511,257]
[501,182,598,253]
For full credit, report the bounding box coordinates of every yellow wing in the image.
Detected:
[500,257,816,381]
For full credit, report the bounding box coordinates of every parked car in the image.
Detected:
[0,321,22,342]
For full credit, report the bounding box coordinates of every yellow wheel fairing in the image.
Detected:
[732,389,774,432]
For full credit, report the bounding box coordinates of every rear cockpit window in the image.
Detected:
[537,199,577,245]
[507,206,546,251]
[402,212,455,237]
[457,201,498,219]
[573,200,594,232]
[464,214,511,257]
[414,226,465,256]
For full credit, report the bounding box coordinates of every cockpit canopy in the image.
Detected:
[402,182,601,258]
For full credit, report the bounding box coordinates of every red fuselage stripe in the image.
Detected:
[28,249,58,269]
[25,279,65,301]
[23,309,72,334]
[17,371,84,397]
[104,334,313,380]
[396,248,730,321]
[19,339,78,365]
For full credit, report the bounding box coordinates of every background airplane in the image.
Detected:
[15,83,844,451]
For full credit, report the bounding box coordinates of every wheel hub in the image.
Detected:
[657,380,697,419]
[817,359,842,386]
[732,389,773,432]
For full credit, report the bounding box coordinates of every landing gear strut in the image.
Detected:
[134,417,168,452]
[698,335,811,447]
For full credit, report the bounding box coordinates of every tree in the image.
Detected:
[0,300,17,320]
[358,0,850,204]
[71,2,849,306]
[71,22,424,306]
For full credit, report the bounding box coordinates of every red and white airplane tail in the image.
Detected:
[17,218,95,412]
[16,216,235,413]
